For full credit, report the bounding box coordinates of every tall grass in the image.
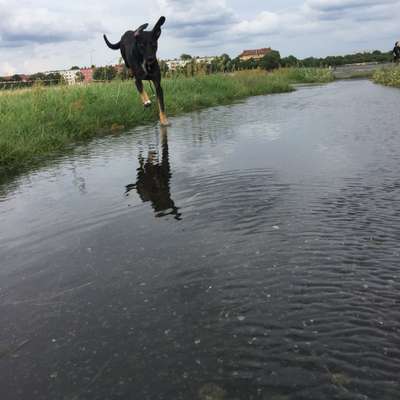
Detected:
[0,68,332,173]
[373,66,400,88]
[275,67,334,84]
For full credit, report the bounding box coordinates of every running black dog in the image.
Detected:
[103,17,169,126]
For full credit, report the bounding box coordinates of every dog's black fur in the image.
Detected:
[393,42,400,63]
[103,17,169,126]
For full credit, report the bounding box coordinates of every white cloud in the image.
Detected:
[306,0,398,11]
[1,0,400,75]
[0,1,104,47]
[0,61,16,75]
[157,0,236,38]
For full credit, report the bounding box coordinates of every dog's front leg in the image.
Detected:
[153,80,170,126]
[135,79,152,107]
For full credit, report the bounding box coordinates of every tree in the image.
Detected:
[281,55,299,67]
[180,54,192,60]
[116,64,131,80]
[302,57,320,68]
[30,73,46,82]
[159,60,169,77]
[70,66,80,70]
[219,53,231,72]
[75,72,85,82]
[259,50,281,71]
[93,66,117,81]
[44,72,62,85]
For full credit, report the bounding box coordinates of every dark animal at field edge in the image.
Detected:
[392,41,400,63]
[103,17,169,126]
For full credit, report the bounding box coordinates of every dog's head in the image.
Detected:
[135,16,166,66]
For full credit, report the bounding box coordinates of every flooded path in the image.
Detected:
[1,80,400,399]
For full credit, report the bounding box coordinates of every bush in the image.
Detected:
[259,51,281,71]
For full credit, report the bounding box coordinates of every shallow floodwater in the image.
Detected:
[1,80,400,400]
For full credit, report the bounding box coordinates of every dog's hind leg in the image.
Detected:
[153,80,170,126]
[135,79,152,107]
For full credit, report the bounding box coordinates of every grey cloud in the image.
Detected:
[0,3,104,48]
[158,0,236,39]
[306,0,398,12]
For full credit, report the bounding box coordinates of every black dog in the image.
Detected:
[393,41,400,63]
[103,17,169,126]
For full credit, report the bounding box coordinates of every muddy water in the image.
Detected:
[1,80,400,400]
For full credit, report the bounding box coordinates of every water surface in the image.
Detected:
[1,80,400,400]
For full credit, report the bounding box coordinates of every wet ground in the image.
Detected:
[1,80,400,400]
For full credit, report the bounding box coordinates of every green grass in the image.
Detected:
[273,67,334,84]
[372,66,400,87]
[0,68,333,174]
[333,70,375,80]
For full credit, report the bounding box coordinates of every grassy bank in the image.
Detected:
[372,66,400,88]
[0,68,333,173]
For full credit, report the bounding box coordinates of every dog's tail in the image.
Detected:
[103,34,120,50]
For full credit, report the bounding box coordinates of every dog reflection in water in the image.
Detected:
[126,128,181,220]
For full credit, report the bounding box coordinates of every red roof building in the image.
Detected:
[80,67,94,83]
[238,48,272,61]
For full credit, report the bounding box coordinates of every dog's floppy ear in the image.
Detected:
[152,16,166,39]
[134,23,148,37]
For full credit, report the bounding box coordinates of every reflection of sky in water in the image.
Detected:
[237,120,282,141]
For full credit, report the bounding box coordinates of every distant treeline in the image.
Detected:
[161,50,394,77]
[287,50,393,68]
[1,49,394,88]
[0,72,64,90]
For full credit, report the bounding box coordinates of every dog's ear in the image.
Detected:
[134,23,148,37]
[152,16,166,39]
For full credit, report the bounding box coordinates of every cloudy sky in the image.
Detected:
[1,0,399,75]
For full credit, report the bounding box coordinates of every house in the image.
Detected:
[165,56,216,71]
[194,56,215,64]
[1,74,29,82]
[165,59,190,71]
[19,74,30,82]
[80,67,94,83]
[45,69,80,85]
[238,48,272,61]
[60,70,80,85]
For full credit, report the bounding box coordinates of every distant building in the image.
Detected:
[60,70,80,85]
[80,67,94,83]
[194,56,215,64]
[44,69,80,85]
[238,48,272,61]
[165,59,190,71]
[1,74,30,82]
[165,56,216,71]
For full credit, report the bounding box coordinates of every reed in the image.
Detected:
[372,66,400,88]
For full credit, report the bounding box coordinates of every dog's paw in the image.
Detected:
[144,100,152,108]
